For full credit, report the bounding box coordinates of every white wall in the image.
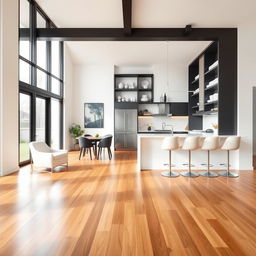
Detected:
[203,115,218,131]
[64,44,75,150]
[72,61,189,140]
[0,0,19,176]
[154,63,188,102]
[115,63,188,102]
[138,116,188,132]
[253,87,256,155]
[237,25,256,170]
[72,65,114,138]
[116,63,188,103]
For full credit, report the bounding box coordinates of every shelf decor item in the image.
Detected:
[141,95,149,102]
[141,79,150,89]
[84,103,104,128]
[118,82,124,89]
[114,74,153,105]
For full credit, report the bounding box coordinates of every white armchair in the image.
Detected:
[29,141,68,172]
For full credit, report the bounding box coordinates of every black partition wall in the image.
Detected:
[19,0,64,165]
[20,26,237,136]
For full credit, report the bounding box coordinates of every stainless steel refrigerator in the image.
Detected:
[114,109,137,150]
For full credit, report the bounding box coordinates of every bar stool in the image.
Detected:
[219,136,241,178]
[200,137,219,177]
[180,136,200,177]
[161,136,180,177]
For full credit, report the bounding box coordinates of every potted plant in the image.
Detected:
[69,124,84,146]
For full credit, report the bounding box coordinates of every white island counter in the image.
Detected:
[137,133,238,171]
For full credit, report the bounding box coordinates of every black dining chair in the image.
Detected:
[78,137,94,160]
[83,134,94,153]
[97,135,113,160]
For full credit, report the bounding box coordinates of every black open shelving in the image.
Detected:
[205,100,218,106]
[114,74,154,103]
[204,65,218,76]
[188,42,219,131]
[205,84,218,91]
[192,110,218,116]
[188,41,237,135]
[114,89,137,92]
[191,92,199,97]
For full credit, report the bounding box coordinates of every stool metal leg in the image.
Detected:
[200,151,218,177]
[161,151,179,177]
[181,151,199,178]
[219,151,239,178]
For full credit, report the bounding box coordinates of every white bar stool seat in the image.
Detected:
[180,136,200,178]
[219,136,241,178]
[200,136,219,177]
[161,136,180,177]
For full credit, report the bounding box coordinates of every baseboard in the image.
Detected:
[0,166,19,176]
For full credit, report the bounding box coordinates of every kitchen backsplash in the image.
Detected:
[138,116,188,132]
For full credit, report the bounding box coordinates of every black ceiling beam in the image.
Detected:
[20,28,236,41]
[122,0,132,35]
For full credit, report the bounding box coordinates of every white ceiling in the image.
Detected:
[66,41,211,66]
[37,0,256,28]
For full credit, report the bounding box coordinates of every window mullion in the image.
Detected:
[30,2,36,87]
[47,22,51,92]
[60,42,64,97]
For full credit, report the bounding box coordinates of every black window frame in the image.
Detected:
[19,0,64,166]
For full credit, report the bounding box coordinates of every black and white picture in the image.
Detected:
[84,103,104,128]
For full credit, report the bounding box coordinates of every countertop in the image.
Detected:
[138,130,188,134]
[137,132,229,138]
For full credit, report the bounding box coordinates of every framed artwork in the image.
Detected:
[84,103,104,128]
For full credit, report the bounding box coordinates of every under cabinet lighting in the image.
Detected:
[168,116,188,119]
[138,116,153,118]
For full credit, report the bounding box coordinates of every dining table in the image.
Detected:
[85,135,103,158]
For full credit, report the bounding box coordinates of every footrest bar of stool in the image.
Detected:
[182,164,195,167]
[201,164,214,167]
[163,163,175,167]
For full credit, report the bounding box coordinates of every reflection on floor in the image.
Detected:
[0,151,256,255]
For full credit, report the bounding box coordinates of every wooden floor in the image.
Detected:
[0,151,256,256]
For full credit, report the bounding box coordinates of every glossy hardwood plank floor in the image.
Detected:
[0,151,256,256]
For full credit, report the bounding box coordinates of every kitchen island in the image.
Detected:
[137,133,239,171]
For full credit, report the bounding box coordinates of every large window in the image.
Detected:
[51,41,60,77]
[51,99,61,149]
[19,93,31,162]
[19,0,64,164]
[36,97,46,142]
[36,41,47,69]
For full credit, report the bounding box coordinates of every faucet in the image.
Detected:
[162,122,174,135]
